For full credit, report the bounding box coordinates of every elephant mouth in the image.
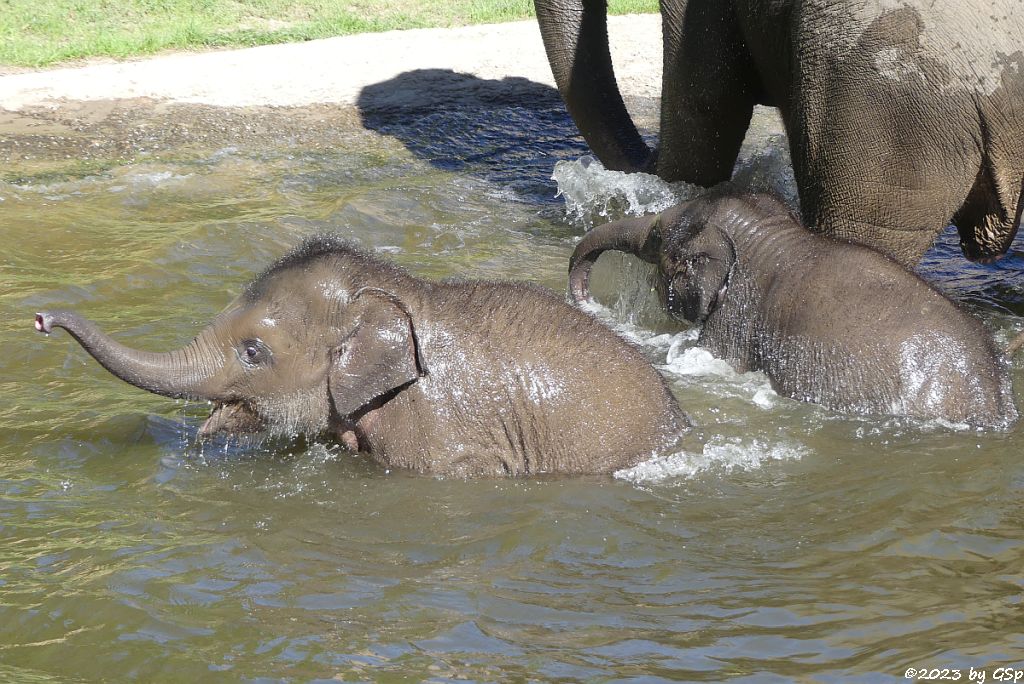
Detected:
[199,401,264,438]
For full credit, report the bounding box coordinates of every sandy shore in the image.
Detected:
[0,16,666,179]
[0,17,661,111]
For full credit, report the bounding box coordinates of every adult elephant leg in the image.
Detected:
[792,13,981,266]
[794,103,975,266]
[954,166,1024,264]
[656,0,758,185]
[794,4,1024,266]
[534,0,653,171]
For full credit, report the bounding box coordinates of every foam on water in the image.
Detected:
[552,137,798,230]
[578,298,688,350]
[616,437,807,484]
[663,344,736,378]
[580,299,778,410]
[661,337,778,408]
[552,156,701,227]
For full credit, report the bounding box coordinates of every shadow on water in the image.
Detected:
[919,227,1024,317]
[356,69,592,207]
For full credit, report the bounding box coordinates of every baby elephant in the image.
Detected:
[36,236,686,476]
[569,189,1019,428]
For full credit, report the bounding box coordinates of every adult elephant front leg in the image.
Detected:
[534,0,653,172]
[656,0,760,185]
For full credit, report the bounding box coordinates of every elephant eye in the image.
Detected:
[238,338,271,367]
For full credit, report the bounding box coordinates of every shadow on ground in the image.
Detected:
[356,69,593,205]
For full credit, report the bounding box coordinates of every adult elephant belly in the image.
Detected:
[791,1,1024,265]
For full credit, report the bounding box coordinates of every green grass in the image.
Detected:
[0,0,658,68]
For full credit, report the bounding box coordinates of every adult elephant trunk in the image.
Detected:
[568,214,662,303]
[35,310,222,400]
[534,0,653,172]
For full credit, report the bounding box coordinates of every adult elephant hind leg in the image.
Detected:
[953,9,1024,263]
[791,4,1003,266]
[801,137,972,267]
[793,70,979,265]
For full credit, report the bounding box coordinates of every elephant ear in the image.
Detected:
[328,288,425,419]
[668,226,737,324]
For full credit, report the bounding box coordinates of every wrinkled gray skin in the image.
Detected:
[569,190,1019,427]
[535,0,1024,265]
[35,236,686,477]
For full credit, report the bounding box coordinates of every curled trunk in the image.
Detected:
[35,310,222,400]
[567,215,662,303]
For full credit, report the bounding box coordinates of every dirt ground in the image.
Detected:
[0,16,662,178]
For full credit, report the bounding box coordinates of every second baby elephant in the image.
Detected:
[569,189,1019,428]
[36,236,687,477]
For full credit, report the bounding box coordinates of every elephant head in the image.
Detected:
[34,237,426,440]
[569,196,739,325]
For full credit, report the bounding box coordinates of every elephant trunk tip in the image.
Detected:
[567,253,595,306]
[35,312,53,335]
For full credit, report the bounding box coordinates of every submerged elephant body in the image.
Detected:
[37,237,686,476]
[535,0,1024,265]
[569,190,1018,427]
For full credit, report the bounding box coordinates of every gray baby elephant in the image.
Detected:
[569,189,1019,428]
[36,236,687,477]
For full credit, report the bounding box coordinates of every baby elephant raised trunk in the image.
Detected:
[568,214,663,303]
[35,310,221,400]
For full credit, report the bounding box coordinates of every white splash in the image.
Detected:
[663,345,736,379]
[616,437,807,484]
[751,388,778,410]
[552,156,701,227]
[580,298,779,409]
[660,337,778,408]
[125,170,194,188]
[578,298,692,351]
[552,132,798,232]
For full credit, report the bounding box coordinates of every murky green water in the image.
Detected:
[3,97,1024,682]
